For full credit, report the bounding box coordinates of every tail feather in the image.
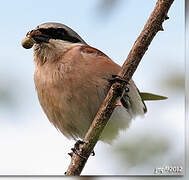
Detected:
[140,92,168,101]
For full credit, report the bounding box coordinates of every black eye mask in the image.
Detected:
[38,28,82,43]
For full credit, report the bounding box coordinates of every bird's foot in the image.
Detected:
[68,140,95,159]
[109,75,129,92]
[74,140,85,150]
[69,140,86,159]
[109,75,129,85]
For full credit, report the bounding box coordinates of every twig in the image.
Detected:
[65,0,174,175]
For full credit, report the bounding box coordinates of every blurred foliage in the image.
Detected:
[0,82,16,107]
[95,0,124,20]
[113,134,170,167]
[160,71,184,92]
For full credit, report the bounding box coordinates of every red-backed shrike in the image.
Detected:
[22,22,166,143]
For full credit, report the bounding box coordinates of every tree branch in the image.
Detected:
[65,0,174,175]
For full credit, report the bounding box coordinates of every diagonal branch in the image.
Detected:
[65,0,174,176]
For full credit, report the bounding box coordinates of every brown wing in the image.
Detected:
[80,45,110,58]
[79,45,121,77]
[79,45,146,114]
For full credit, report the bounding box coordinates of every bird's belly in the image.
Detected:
[34,68,135,142]
[35,77,104,139]
[37,86,132,143]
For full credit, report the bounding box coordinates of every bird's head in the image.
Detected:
[22,22,87,62]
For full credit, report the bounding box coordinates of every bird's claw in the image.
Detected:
[125,86,129,93]
[69,140,86,159]
[109,75,129,85]
[109,75,130,94]
[91,150,95,156]
[74,140,85,150]
[68,140,95,159]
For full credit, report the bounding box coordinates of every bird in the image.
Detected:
[22,22,167,143]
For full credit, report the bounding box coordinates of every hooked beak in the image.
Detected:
[26,29,49,43]
[21,29,50,49]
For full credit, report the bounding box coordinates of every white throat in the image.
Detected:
[34,39,82,64]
